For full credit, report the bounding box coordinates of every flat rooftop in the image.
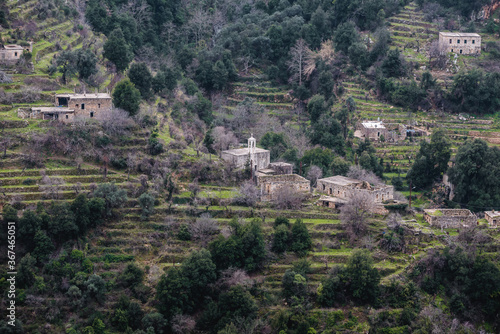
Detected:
[2,44,24,50]
[362,121,385,129]
[485,211,500,218]
[318,175,362,186]
[439,32,480,37]
[56,93,111,99]
[222,147,269,156]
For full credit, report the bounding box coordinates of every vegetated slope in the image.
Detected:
[1,0,500,333]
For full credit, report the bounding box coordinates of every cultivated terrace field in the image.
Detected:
[1,0,500,333]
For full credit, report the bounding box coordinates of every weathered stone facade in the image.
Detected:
[360,121,389,141]
[0,43,32,62]
[221,136,270,172]
[485,211,500,227]
[269,162,293,175]
[438,32,481,55]
[316,175,394,203]
[257,173,310,201]
[423,209,477,228]
[30,92,112,122]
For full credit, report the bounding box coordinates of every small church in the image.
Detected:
[221,135,270,173]
[221,135,310,201]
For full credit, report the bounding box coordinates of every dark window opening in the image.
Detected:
[75,104,79,108]
[451,49,454,52]
[464,40,467,44]
[81,103,85,110]
[322,184,325,191]
[57,97,69,106]
[472,40,475,44]
[14,52,17,56]
[90,112,94,118]
[457,39,460,44]
[98,103,101,108]
[460,49,462,54]
[65,115,68,119]
[449,39,452,44]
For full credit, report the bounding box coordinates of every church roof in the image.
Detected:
[222,147,269,156]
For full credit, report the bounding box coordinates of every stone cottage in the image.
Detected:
[438,32,481,55]
[423,209,477,228]
[360,121,389,141]
[257,173,310,201]
[316,175,394,203]
[30,92,112,122]
[485,211,500,227]
[0,42,32,62]
[221,135,270,173]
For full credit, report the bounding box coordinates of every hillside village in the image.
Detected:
[1,0,500,333]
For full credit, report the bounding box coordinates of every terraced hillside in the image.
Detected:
[388,2,438,66]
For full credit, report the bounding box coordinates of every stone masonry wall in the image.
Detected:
[316,179,393,203]
[258,174,310,201]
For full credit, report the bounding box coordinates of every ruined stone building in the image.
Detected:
[438,32,481,55]
[359,121,389,141]
[0,42,32,62]
[221,135,270,172]
[30,92,112,122]
[423,209,477,228]
[316,175,394,203]
[257,173,310,201]
[485,211,500,227]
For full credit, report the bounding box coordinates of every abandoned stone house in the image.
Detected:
[423,209,477,228]
[359,121,389,141]
[221,135,270,172]
[438,32,481,55]
[0,42,32,62]
[257,173,310,201]
[30,92,112,122]
[485,211,500,227]
[316,175,394,203]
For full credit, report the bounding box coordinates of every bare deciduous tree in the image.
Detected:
[340,192,375,241]
[189,213,219,244]
[72,182,83,195]
[307,165,323,187]
[347,166,383,185]
[212,126,239,157]
[216,267,253,291]
[287,38,310,85]
[171,314,196,334]
[274,185,306,210]
[234,181,260,207]
[97,108,135,137]
[40,175,66,200]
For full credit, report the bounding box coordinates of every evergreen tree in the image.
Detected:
[290,219,311,256]
[128,62,153,99]
[407,129,451,189]
[103,28,133,72]
[112,80,142,116]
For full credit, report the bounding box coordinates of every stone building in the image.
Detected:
[485,211,500,227]
[30,92,112,122]
[0,43,32,62]
[423,209,477,228]
[257,173,310,201]
[221,136,270,172]
[359,121,389,141]
[316,175,394,203]
[438,32,481,55]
